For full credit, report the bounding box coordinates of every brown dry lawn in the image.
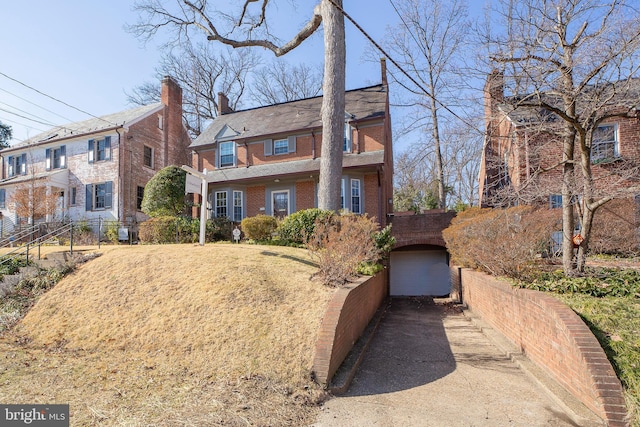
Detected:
[0,243,334,426]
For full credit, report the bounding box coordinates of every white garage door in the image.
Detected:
[390,250,450,296]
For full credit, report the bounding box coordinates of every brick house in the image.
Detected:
[480,71,640,252]
[189,61,393,226]
[0,76,191,235]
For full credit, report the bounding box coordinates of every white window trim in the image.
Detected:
[215,191,228,218]
[592,123,619,162]
[219,141,236,168]
[273,138,289,155]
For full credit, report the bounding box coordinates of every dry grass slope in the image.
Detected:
[1,244,333,426]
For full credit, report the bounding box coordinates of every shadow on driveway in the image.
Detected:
[314,297,583,426]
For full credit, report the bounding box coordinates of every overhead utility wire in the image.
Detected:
[0,107,62,128]
[0,117,47,133]
[326,0,479,132]
[0,100,61,128]
[0,86,76,123]
[0,71,118,126]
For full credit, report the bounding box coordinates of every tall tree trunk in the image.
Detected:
[561,127,577,275]
[429,93,446,209]
[317,0,346,211]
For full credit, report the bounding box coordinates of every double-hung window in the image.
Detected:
[137,186,145,210]
[592,124,618,163]
[273,139,289,155]
[143,146,154,168]
[45,146,66,170]
[0,189,5,209]
[233,191,243,222]
[85,182,113,211]
[549,194,562,209]
[88,137,112,163]
[264,136,296,156]
[219,142,235,167]
[344,123,352,152]
[215,191,228,218]
[351,179,361,214]
[7,153,27,177]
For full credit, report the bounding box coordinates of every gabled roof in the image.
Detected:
[497,78,640,126]
[191,85,387,149]
[4,103,163,152]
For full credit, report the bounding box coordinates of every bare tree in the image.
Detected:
[250,60,323,105]
[486,0,640,274]
[380,0,473,209]
[129,0,346,211]
[10,184,59,226]
[127,43,260,137]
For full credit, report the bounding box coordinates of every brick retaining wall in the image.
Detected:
[312,272,388,386]
[452,267,628,427]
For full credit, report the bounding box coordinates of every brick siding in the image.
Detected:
[312,271,388,386]
[390,211,456,248]
[453,267,628,427]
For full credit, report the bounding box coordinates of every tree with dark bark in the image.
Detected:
[376,0,478,210]
[485,0,640,274]
[129,0,345,211]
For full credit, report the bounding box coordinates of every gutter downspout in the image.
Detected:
[312,131,316,159]
[245,141,249,167]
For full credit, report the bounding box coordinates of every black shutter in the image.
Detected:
[104,136,111,160]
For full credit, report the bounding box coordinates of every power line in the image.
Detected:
[0,100,61,128]
[0,71,119,127]
[0,86,76,123]
[0,116,47,134]
[0,106,61,128]
[326,0,480,133]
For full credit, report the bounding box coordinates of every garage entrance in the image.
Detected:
[389,247,450,296]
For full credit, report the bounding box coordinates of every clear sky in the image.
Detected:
[1,1,486,150]
[0,1,407,144]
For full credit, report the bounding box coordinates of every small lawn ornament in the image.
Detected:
[232,226,241,243]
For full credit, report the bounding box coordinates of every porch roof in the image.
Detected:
[0,169,69,188]
[205,151,384,184]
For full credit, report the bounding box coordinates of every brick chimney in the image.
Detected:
[160,76,184,166]
[380,57,388,86]
[218,92,233,115]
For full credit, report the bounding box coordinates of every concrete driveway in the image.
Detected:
[313,298,601,427]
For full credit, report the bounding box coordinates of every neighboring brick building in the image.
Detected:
[479,71,640,251]
[189,61,394,225]
[0,76,191,234]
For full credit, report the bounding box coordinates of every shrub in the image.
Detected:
[141,166,188,217]
[277,209,334,244]
[373,224,395,260]
[307,213,381,286]
[442,206,558,280]
[103,221,120,244]
[139,216,181,244]
[590,198,639,256]
[139,216,234,244]
[241,215,278,241]
[73,220,96,245]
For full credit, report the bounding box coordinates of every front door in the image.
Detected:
[273,191,289,219]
